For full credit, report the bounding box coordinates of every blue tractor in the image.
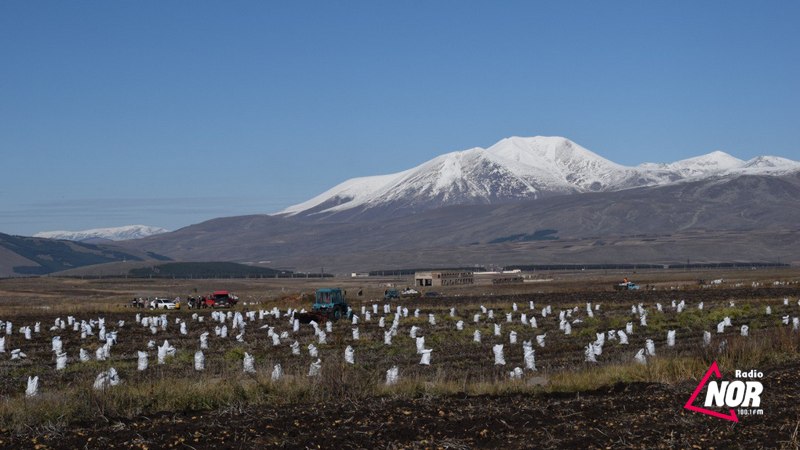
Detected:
[297,288,351,323]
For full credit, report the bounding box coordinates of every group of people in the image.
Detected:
[128,294,233,309]
[186,296,211,309]
[130,297,151,308]
[129,297,179,309]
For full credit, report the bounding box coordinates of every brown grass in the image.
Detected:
[2,274,800,435]
[3,325,798,434]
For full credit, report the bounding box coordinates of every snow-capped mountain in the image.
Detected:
[639,150,745,177]
[34,225,168,242]
[740,155,800,171]
[279,136,799,218]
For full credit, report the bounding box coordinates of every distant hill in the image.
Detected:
[0,233,169,277]
[33,225,168,241]
[127,262,293,279]
[49,261,338,279]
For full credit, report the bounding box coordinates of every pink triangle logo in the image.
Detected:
[684,361,739,422]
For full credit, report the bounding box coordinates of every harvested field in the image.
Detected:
[0,271,799,448]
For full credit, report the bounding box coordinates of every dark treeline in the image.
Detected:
[505,262,789,271]
[122,262,332,279]
[368,267,486,276]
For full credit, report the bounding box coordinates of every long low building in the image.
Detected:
[414,271,474,287]
[414,270,524,288]
[474,270,524,286]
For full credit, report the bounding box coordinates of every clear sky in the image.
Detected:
[2,1,798,236]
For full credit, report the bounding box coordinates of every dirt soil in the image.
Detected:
[3,360,797,449]
[2,276,799,449]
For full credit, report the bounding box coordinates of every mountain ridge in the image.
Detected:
[278,136,800,219]
[34,225,168,242]
[12,136,800,275]
[118,171,800,272]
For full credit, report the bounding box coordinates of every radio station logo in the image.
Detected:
[684,361,764,422]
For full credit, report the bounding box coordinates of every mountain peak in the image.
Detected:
[679,150,743,166]
[707,150,734,157]
[488,135,618,167]
[498,135,573,146]
[277,136,800,218]
[639,150,745,177]
[740,155,800,173]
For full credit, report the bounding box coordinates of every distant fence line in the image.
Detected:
[504,262,790,271]
[368,267,487,276]
[367,263,790,277]
[3,262,792,280]
[44,273,335,280]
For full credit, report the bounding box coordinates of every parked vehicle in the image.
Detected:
[401,288,420,298]
[384,289,400,300]
[201,291,238,308]
[151,298,179,310]
[614,279,640,291]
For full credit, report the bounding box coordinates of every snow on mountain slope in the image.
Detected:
[488,136,623,189]
[285,149,556,217]
[641,152,800,177]
[34,225,168,241]
[740,155,800,172]
[280,172,408,216]
[640,151,745,177]
[278,136,800,218]
[356,148,566,206]
[486,136,680,191]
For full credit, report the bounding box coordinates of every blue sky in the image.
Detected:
[1,1,798,236]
